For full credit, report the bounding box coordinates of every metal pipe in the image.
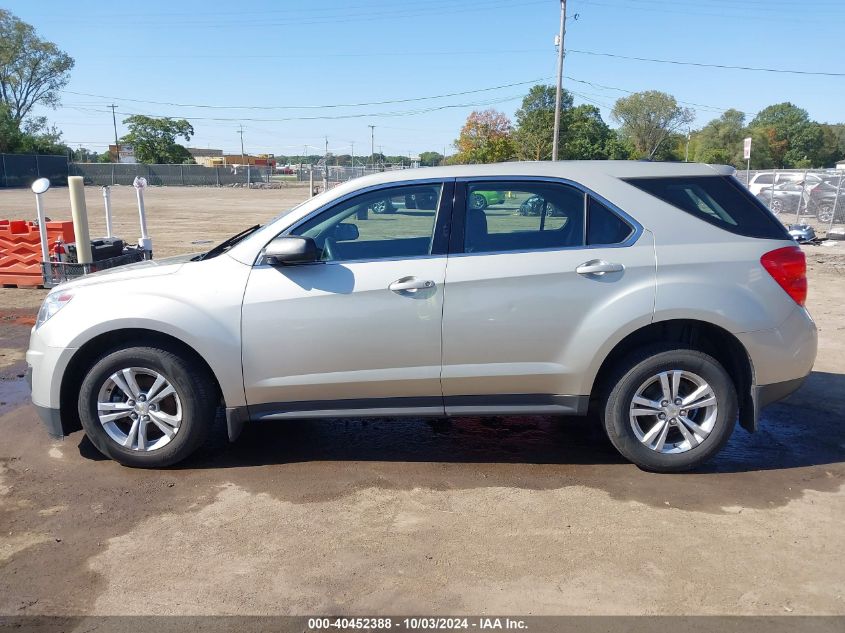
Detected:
[795,170,809,224]
[828,172,844,233]
[34,194,49,263]
[770,170,776,210]
[102,186,114,238]
[133,176,152,252]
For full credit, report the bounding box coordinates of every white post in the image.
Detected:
[309,168,314,198]
[102,186,114,238]
[133,176,152,252]
[68,176,93,264]
[32,188,50,262]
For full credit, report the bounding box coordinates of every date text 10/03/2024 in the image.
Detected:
[307,617,528,630]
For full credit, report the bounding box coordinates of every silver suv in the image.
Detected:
[26,162,817,472]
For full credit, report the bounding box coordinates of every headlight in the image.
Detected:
[35,290,74,329]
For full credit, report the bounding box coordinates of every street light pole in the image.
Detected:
[551,0,567,161]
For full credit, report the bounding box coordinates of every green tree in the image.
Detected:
[419,151,444,166]
[748,102,820,168]
[560,104,616,160]
[611,90,695,159]
[121,115,195,164]
[513,85,571,161]
[454,109,515,164]
[0,102,68,154]
[0,9,74,124]
[693,109,746,165]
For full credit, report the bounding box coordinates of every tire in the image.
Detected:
[770,198,784,214]
[469,193,488,211]
[601,346,737,473]
[816,202,834,224]
[370,198,395,214]
[78,345,217,468]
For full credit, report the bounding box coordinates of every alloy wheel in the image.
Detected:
[96,367,183,451]
[628,370,718,454]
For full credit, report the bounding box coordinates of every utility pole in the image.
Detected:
[685,127,691,162]
[238,124,245,164]
[368,125,375,166]
[350,141,355,174]
[238,124,250,185]
[324,135,329,191]
[551,0,567,161]
[109,104,120,163]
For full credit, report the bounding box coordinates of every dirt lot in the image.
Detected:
[0,185,844,616]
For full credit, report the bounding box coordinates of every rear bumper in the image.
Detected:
[756,376,807,408]
[736,307,817,387]
[736,307,816,432]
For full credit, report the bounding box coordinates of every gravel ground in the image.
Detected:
[0,185,843,616]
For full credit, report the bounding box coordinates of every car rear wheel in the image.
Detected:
[770,198,784,214]
[601,346,737,472]
[817,202,834,223]
[78,345,217,468]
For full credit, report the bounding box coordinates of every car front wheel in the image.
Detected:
[816,202,834,223]
[78,345,217,468]
[602,346,737,472]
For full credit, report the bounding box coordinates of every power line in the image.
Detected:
[61,77,550,111]
[566,48,845,77]
[64,93,528,123]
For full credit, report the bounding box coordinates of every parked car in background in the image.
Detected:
[810,181,845,223]
[27,162,816,473]
[468,189,506,210]
[748,171,823,196]
[756,181,809,215]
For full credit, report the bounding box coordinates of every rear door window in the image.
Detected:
[625,176,790,240]
[587,197,633,245]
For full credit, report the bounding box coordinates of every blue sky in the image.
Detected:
[6,0,845,159]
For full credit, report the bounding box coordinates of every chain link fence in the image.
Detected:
[297,164,409,190]
[0,154,69,188]
[741,168,845,239]
[68,163,272,187]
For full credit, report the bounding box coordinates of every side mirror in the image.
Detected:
[334,222,359,242]
[264,236,320,265]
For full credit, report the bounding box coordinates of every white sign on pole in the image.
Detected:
[743,137,752,160]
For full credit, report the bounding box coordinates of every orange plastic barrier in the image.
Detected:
[0,219,75,288]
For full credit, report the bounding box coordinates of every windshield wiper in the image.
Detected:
[196,224,261,261]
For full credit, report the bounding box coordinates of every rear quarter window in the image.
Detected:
[625,175,790,240]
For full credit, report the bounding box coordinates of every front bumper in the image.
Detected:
[26,324,78,439]
[25,363,64,438]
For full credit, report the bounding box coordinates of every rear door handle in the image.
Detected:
[389,276,435,292]
[576,260,624,276]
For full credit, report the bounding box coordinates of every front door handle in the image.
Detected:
[576,260,624,276]
[388,276,435,292]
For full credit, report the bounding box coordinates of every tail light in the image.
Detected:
[760,246,807,306]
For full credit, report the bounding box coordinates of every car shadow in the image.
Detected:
[77,370,845,474]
